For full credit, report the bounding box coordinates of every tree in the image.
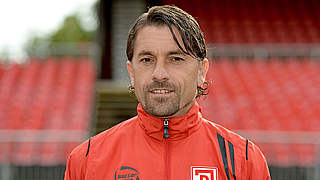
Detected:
[50,15,93,43]
[25,14,95,57]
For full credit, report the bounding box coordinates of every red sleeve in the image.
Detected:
[64,140,90,180]
[247,141,271,180]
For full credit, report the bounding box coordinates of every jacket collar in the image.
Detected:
[137,101,203,141]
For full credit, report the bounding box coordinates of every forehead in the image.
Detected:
[133,25,185,55]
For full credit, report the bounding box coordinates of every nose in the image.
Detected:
[152,60,169,82]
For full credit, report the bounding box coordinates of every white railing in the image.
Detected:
[207,43,320,58]
[0,130,88,142]
[236,130,320,145]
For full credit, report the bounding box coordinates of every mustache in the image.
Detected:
[144,81,176,91]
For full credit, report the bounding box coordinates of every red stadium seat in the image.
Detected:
[0,58,95,166]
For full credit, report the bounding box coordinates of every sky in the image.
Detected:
[0,0,97,62]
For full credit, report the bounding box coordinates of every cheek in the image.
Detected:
[180,71,199,93]
[133,72,149,94]
[132,67,145,86]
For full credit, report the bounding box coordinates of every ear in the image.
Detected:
[198,58,209,86]
[127,61,135,87]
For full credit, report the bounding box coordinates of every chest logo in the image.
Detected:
[191,166,218,180]
[115,166,140,180]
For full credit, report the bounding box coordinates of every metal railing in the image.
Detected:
[0,130,88,180]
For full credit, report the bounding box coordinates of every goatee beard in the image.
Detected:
[141,81,180,117]
[143,99,180,117]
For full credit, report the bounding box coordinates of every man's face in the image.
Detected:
[127,25,208,117]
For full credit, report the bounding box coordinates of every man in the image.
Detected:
[65,5,270,180]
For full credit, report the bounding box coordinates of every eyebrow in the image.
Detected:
[167,50,186,56]
[137,50,154,57]
[137,49,186,57]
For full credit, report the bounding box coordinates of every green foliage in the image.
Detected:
[50,15,93,43]
[24,14,95,57]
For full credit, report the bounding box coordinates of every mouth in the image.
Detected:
[150,89,174,94]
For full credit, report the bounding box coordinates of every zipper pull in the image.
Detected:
[163,118,169,138]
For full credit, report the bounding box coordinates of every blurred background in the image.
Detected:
[0,0,320,179]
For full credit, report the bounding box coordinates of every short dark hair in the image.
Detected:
[126,5,207,61]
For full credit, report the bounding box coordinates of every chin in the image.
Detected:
[143,102,180,117]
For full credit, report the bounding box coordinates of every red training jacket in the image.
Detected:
[65,102,270,180]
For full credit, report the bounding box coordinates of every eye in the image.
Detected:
[140,57,153,63]
[171,57,184,62]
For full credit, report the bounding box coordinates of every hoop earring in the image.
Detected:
[128,85,135,94]
[197,81,209,98]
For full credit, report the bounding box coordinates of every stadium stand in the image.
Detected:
[198,58,320,167]
[0,58,95,166]
[2,0,320,179]
[162,0,320,43]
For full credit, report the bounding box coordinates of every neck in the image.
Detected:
[137,101,202,141]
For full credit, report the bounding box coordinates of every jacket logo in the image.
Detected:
[115,166,140,180]
[191,166,218,180]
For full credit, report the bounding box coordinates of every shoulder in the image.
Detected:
[201,118,270,178]
[201,118,267,162]
[92,117,138,142]
[64,117,138,178]
[246,138,270,178]
[65,138,91,179]
[201,118,247,148]
[68,117,138,160]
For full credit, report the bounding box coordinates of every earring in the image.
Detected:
[128,85,135,94]
[197,81,209,97]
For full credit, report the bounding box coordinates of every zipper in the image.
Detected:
[164,118,169,138]
[164,118,169,180]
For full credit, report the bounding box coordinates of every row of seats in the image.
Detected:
[0,58,95,165]
[161,0,320,43]
[200,58,320,131]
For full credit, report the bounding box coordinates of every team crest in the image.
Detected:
[115,166,140,180]
[191,166,218,180]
